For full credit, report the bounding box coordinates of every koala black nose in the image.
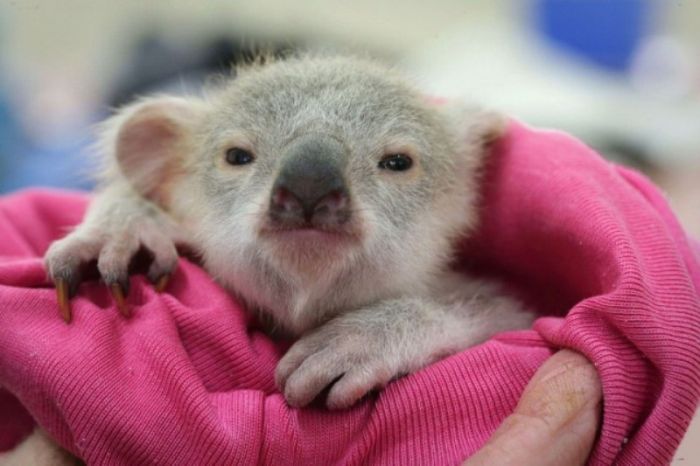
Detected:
[270,135,350,226]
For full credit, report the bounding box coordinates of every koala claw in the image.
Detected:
[109,283,130,318]
[55,279,73,323]
[44,219,179,323]
[154,274,171,293]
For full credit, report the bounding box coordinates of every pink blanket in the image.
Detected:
[0,121,698,465]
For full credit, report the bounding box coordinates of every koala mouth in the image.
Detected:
[262,203,358,240]
[265,226,350,242]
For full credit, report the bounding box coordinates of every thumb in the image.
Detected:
[465,350,602,466]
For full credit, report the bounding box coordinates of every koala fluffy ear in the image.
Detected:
[436,101,508,155]
[104,96,202,205]
[463,108,508,148]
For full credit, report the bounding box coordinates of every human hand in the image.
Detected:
[465,350,602,466]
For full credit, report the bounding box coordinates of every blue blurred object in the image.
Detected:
[0,26,293,194]
[0,138,96,194]
[532,0,656,72]
[0,83,96,193]
[0,82,32,191]
[0,4,93,193]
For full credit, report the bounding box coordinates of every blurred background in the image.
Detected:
[0,0,698,235]
[0,0,698,461]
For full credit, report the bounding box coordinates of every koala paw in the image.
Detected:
[44,217,179,322]
[275,316,405,410]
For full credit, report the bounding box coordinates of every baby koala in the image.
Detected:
[44,55,533,410]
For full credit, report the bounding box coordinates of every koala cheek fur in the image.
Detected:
[44,55,533,408]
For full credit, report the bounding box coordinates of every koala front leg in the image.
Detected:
[45,96,201,322]
[44,182,183,322]
[276,280,534,409]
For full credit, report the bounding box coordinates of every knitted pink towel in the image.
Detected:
[0,121,698,465]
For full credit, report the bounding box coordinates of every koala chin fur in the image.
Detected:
[44,55,534,414]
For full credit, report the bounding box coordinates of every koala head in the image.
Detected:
[102,55,504,333]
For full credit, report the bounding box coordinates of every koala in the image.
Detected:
[43,55,534,411]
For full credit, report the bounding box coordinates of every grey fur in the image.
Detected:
[44,55,533,410]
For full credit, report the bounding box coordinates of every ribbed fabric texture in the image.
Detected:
[0,121,698,465]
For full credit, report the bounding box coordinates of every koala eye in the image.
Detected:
[378,153,413,172]
[225,147,255,166]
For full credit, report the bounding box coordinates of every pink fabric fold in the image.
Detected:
[0,121,698,465]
